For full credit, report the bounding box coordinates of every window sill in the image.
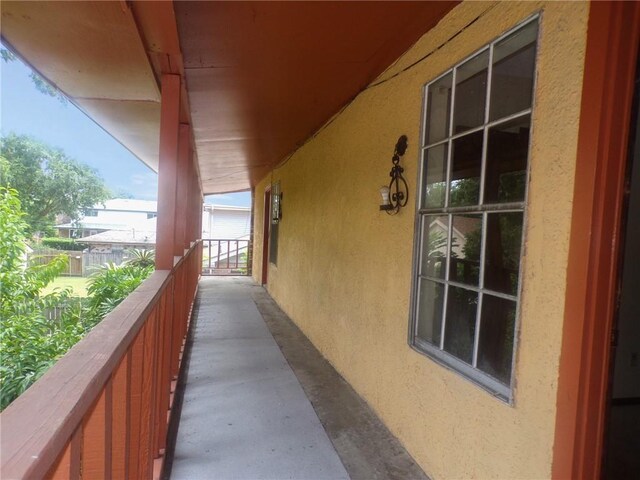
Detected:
[410,337,513,405]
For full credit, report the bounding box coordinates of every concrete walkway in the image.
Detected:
[171,277,429,480]
[170,277,349,480]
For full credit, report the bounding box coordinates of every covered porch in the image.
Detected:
[2,1,639,479]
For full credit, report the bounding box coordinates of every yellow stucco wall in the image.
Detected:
[252,2,589,478]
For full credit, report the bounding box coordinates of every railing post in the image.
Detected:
[139,312,159,479]
[128,329,145,479]
[111,354,130,479]
[171,269,184,378]
[154,293,169,455]
[82,383,111,479]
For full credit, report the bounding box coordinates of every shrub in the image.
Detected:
[0,189,153,411]
[0,188,89,410]
[41,237,87,251]
[86,262,153,321]
[125,248,155,268]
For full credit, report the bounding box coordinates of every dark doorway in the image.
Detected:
[603,49,640,480]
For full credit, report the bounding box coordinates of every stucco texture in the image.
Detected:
[252,2,588,478]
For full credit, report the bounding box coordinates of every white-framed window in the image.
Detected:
[409,18,538,401]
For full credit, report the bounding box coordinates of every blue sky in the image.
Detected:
[0,47,251,207]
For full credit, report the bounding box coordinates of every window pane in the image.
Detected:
[484,212,523,295]
[453,50,489,134]
[417,279,445,346]
[449,215,482,286]
[450,131,483,207]
[477,295,516,384]
[425,73,452,145]
[484,115,530,204]
[422,144,448,208]
[421,215,449,279]
[490,21,537,121]
[443,286,478,364]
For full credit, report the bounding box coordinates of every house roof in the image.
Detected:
[1,1,457,194]
[96,199,157,212]
[203,204,251,212]
[77,217,158,241]
[79,227,156,246]
[57,222,140,231]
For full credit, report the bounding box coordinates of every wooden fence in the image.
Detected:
[28,250,132,277]
[82,251,127,276]
[0,242,202,479]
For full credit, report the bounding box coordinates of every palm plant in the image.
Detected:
[125,248,155,268]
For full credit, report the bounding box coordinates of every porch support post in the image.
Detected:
[185,158,198,247]
[155,74,181,270]
[552,2,640,479]
[195,180,203,241]
[173,124,191,257]
[195,182,203,271]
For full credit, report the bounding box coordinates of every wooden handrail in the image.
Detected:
[0,241,202,479]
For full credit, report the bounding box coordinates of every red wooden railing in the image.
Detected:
[0,242,202,480]
[201,238,250,276]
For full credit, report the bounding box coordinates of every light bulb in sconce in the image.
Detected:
[379,186,392,211]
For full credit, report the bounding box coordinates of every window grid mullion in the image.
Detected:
[444,139,452,208]
[423,108,532,150]
[444,66,457,209]
[472,293,483,368]
[419,203,525,215]
[472,210,489,367]
[417,275,519,302]
[449,67,457,139]
[439,213,453,350]
[478,42,493,207]
[485,42,495,124]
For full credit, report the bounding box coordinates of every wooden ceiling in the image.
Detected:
[2,1,457,195]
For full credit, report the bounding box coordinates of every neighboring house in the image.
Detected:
[80,204,250,256]
[56,199,157,238]
[202,204,251,240]
[79,217,156,253]
[202,205,251,274]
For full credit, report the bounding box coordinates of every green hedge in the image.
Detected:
[41,237,87,251]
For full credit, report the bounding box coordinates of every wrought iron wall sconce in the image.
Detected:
[379,135,409,215]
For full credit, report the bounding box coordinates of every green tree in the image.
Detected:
[0,188,89,410]
[0,188,152,410]
[0,134,110,235]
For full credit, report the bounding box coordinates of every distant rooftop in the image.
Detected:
[203,204,251,212]
[95,199,158,212]
[79,217,157,245]
[79,228,156,246]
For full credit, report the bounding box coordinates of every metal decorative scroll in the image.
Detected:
[384,135,409,215]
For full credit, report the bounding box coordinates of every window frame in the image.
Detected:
[408,16,540,403]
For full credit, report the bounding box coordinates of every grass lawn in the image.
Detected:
[41,276,90,297]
